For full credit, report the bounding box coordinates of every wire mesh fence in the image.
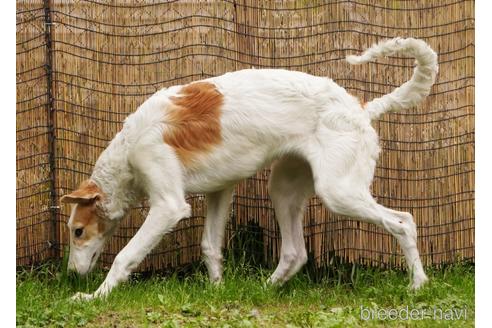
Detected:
[17,0,474,272]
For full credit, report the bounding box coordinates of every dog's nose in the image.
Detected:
[67,260,76,272]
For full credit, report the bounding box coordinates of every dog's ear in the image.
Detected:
[60,180,102,204]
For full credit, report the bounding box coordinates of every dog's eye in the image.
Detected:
[74,228,83,238]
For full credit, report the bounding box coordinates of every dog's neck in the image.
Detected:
[91,131,140,221]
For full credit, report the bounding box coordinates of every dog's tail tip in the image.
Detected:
[345,55,364,65]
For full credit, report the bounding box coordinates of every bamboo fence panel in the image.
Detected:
[16,0,474,271]
[17,0,53,265]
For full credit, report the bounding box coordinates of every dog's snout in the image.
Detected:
[67,260,76,272]
[66,250,96,275]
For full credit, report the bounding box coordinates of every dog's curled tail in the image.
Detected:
[346,37,438,120]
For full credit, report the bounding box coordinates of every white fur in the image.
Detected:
[346,37,438,119]
[69,38,437,301]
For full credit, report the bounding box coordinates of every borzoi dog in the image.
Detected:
[61,38,437,300]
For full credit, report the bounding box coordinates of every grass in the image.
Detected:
[16,260,474,327]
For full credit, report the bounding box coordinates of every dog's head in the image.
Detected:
[61,180,117,275]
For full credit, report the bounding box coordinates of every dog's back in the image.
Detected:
[120,68,368,192]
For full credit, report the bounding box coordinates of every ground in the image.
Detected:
[16,261,474,327]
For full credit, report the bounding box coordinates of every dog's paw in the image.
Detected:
[410,274,429,291]
[266,275,285,286]
[70,292,95,302]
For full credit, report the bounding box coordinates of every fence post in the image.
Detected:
[43,0,58,259]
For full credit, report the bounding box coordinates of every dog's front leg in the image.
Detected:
[72,200,191,301]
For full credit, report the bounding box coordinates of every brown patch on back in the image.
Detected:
[163,82,224,165]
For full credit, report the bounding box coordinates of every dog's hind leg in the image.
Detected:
[267,156,314,285]
[308,151,428,290]
[201,187,234,283]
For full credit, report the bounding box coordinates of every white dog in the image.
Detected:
[61,38,437,300]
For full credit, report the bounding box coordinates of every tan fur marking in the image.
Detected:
[61,180,103,203]
[62,180,107,246]
[164,82,223,165]
[71,203,103,247]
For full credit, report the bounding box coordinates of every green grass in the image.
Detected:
[17,261,474,327]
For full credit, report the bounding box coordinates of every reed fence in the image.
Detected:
[16,0,474,272]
